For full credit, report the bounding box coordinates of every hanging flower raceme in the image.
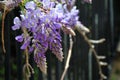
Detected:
[12,0,79,73]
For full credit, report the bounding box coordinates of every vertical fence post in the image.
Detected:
[29,54,34,80]
[88,49,92,80]
[92,0,109,79]
[4,12,11,80]
[12,8,23,80]
[109,0,114,52]
[55,59,61,80]
[63,33,68,80]
[47,51,52,80]
[38,70,43,80]
[16,34,23,80]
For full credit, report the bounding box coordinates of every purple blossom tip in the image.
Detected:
[15,35,23,42]
[34,52,47,74]
[25,1,36,10]
[12,17,21,30]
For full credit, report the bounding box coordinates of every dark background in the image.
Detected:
[0,0,120,80]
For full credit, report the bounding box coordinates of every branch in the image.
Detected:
[23,48,34,80]
[1,6,7,53]
[89,38,106,44]
[77,29,107,80]
[1,5,11,53]
[60,35,73,80]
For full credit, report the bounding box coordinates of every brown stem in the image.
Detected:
[78,31,106,80]
[23,48,34,80]
[60,35,73,80]
[25,49,29,64]
[1,7,7,53]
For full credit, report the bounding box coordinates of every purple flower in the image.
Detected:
[28,46,34,53]
[71,6,79,16]
[34,52,47,74]
[11,0,80,73]
[25,1,36,10]
[52,22,62,29]
[15,34,23,42]
[61,5,79,28]
[50,39,63,61]
[54,3,64,19]
[12,17,21,30]
[20,37,31,49]
[20,15,26,20]
[42,0,55,9]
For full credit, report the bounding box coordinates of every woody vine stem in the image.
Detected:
[78,30,107,80]
[2,6,7,53]
[22,28,34,80]
[60,26,107,80]
[60,35,73,80]
[23,48,34,80]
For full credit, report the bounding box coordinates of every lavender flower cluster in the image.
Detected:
[12,0,79,73]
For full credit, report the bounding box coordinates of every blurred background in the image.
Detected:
[0,0,120,80]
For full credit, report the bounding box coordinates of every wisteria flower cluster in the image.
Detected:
[12,0,79,73]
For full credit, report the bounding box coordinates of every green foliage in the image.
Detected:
[0,67,4,80]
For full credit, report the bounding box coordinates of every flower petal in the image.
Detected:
[15,34,23,42]
[25,1,36,10]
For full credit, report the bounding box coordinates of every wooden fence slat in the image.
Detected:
[4,12,11,80]
[16,39,23,80]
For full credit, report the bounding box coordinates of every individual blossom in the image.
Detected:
[42,0,55,9]
[20,36,32,50]
[15,34,23,42]
[12,17,21,30]
[25,1,36,11]
[61,5,79,27]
